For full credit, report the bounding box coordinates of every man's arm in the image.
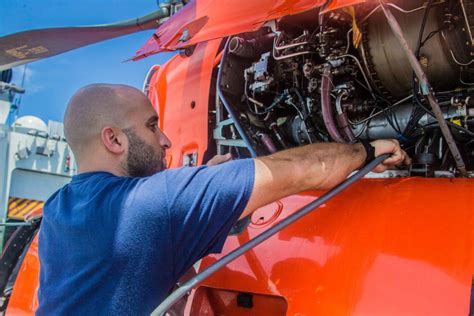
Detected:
[241,139,409,219]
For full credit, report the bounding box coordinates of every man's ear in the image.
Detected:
[101,127,127,155]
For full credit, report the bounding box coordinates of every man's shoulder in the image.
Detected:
[43,183,67,207]
[43,173,132,212]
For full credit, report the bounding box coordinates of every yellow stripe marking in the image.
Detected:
[7,197,44,220]
[8,198,27,211]
[9,201,32,217]
[14,202,39,218]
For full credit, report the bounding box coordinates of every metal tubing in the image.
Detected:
[0,222,32,227]
[460,0,474,45]
[335,93,356,142]
[151,154,391,316]
[379,2,467,176]
[274,33,309,51]
[273,49,311,60]
[217,38,258,158]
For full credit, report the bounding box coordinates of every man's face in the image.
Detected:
[122,103,171,177]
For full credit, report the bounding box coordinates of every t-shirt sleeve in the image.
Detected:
[163,158,254,278]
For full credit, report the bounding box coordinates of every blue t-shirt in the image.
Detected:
[37,159,254,315]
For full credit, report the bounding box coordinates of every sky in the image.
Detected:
[1,0,175,124]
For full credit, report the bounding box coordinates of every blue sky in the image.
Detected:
[1,0,175,123]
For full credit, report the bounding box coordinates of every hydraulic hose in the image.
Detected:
[151,153,390,316]
[321,66,345,143]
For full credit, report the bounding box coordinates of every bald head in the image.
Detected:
[64,83,151,159]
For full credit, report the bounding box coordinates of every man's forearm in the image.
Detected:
[243,139,407,218]
[259,142,366,192]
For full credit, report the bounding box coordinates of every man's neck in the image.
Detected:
[77,162,127,177]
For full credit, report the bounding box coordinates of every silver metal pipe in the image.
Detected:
[440,31,474,66]
[272,31,312,60]
[387,1,445,14]
[460,0,474,45]
[272,49,311,60]
[380,2,467,176]
[274,32,309,51]
[353,103,469,139]
[387,2,426,14]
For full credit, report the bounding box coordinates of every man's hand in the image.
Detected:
[370,139,411,173]
[206,153,232,166]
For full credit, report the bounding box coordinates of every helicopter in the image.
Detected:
[0,0,473,314]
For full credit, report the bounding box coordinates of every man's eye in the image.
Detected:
[149,124,158,132]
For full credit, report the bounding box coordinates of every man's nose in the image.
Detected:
[159,130,172,149]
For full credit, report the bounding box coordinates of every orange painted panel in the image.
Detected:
[322,0,368,13]
[133,0,329,59]
[194,178,474,315]
[147,39,222,168]
[6,235,40,315]
[133,0,378,59]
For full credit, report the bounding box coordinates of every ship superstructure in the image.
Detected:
[0,69,75,251]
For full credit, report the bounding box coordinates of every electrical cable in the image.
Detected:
[349,95,413,126]
[414,97,474,136]
[151,153,391,315]
[246,91,288,116]
[407,0,434,138]
[415,0,433,58]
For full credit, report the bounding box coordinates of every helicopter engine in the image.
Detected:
[217,0,474,177]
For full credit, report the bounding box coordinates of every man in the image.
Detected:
[37,84,409,315]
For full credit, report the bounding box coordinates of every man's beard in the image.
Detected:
[122,129,164,177]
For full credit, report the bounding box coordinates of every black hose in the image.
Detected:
[415,0,433,59]
[407,0,433,137]
[217,38,258,158]
[151,153,390,315]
